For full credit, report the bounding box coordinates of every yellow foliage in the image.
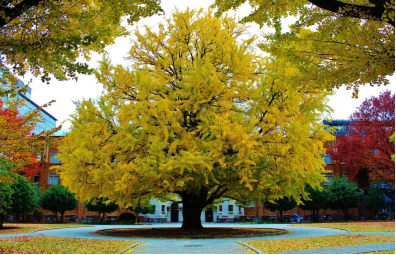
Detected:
[56,9,333,209]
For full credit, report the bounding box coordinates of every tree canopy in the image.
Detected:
[41,184,78,222]
[84,197,119,222]
[330,91,395,184]
[9,171,41,219]
[365,186,387,212]
[0,98,59,175]
[0,0,163,97]
[263,197,297,222]
[56,9,333,229]
[299,184,328,222]
[213,0,395,97]
[0,170,14,228]
[327,176,360,220]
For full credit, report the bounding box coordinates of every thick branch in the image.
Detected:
[308,0,394,26]
[0,0,42,27]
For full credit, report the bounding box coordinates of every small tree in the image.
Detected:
[327,177,360,220]
[0,170,15,228]
[41,185,78,222]
[9,173,41,221]
[129,200,155,223]
[365,187,387,214]
[84,198,118,222]
[300,185,328,222]
[263,197,297,222]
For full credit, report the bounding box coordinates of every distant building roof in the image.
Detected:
[18,92,57,121]
[323,119,351,136]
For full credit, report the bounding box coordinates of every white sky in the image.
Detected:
[22,0,395,130]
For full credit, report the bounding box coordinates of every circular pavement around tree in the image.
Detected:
[93,227,290,239]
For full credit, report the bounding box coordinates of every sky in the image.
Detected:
[22,0,395,130]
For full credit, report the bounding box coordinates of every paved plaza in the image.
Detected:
[0,223,394,254]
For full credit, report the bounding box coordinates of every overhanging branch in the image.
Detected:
[308,0,394,27]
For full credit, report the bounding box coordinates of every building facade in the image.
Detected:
[13,117,392,222]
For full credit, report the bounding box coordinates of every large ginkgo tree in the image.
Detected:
[56,9,333,229]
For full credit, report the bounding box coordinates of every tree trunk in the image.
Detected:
[180,192,207,230]
[279,210,284,222]
[135,212,139,224]
[343,209,349,220]
[102,212,106,222]
[0,213,3,228]
[182,203,203,229]
[60,212,64,223]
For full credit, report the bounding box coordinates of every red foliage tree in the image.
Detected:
[0,99,41,176]
[330,91,395,184]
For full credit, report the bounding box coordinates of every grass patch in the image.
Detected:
[0,235,138,254]
[363,250,395,254]
[291,222,395,232]
[0,223,91,235]
[246,234,395,254]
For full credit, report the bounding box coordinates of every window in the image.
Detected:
[161,205,166,214]
[50,152,60,163]
[48,173,59,185]
[228,205,233,213]
[324,173,333,185]
[322,153,332,164]
[219,205,222,212]
[32,175,39,184]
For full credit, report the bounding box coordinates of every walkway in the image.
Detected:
[0,223,394,254]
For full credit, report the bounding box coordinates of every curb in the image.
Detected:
[236,241,264,254]
[116,241,145,254]
[93,228,290,239]
[31,225,94,233]
[287,225,351,233]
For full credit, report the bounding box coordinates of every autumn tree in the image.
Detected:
[84,197,119,222]
[330,91,395,184]
[263,197,297,222]
[41,185,78,222]
[0,98,59,175]
[0,0,162,97]
[56,9,333,229]
[213,0,395,96]
[390,133,395,162]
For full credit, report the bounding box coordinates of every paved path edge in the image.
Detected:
[235,241,264,254]
[116,241,146,254]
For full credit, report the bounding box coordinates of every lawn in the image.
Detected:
[245,234,395,254]
[0,223,91,235]
[291,222,395,232]
[0,236,138,254]
[364,250,395,254]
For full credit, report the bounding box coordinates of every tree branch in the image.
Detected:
[0,0,42,27]
[308,0,394,26]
